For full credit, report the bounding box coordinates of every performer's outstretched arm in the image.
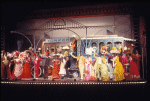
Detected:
[71,54,77,59]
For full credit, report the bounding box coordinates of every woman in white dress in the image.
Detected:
[59,56,66,79]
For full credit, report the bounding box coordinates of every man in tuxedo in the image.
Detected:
[65,56,71,79]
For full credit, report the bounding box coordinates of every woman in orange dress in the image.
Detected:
[52,55,60,79]
[21,51,32,80]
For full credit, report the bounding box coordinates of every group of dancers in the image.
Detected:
[1,44,141,81]
[1,46,42,80]
[59,45,141,81]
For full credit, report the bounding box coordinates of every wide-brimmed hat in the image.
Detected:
[52,54,60,56]
[38,48,41,51]
[25,50,33,56]
[85,47,93,55]
[29,47,33,51]
[62,46,69,49]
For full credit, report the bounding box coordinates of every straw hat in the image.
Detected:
[52,53,60,57]
[29,47,33,51]
[86,47,93,55]
[38,48,41,51]
[62,46,69,49]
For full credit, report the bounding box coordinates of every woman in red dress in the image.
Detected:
[132,50,141,72]
[21,50,33,80]
[52,54,60,79]
[128,53,141,80]
[33,51,42,79]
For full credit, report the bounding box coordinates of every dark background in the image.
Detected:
[1,1,150,52]
[1,1,150,101]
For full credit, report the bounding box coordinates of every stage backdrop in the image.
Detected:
[16,14,132,48]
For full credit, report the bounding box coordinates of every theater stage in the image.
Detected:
[1,76,147,85]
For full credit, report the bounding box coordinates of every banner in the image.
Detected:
[45,38,70,43]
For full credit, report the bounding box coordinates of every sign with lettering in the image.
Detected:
[45,38,70,43]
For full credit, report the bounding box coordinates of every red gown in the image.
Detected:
[22,57,32,79]
[1,57,5,79]
[33,56,42,78]
[52,59,60,79]
[132,54,141,72]
[127,60,141,80]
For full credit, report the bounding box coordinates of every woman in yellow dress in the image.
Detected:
[100,46,109,81]
[101,54,109,81]
[113,54,125,81]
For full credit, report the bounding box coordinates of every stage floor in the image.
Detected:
[1,76,147,85]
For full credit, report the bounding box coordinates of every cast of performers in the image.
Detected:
[0,43,142,82]
[21,50,33,80]
[71,52,85,80]
[52,54,60,79]
[33,50,42,79]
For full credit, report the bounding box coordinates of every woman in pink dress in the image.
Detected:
[10,51,23,80]
[21,50,33,80]
[84,54,92,81]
